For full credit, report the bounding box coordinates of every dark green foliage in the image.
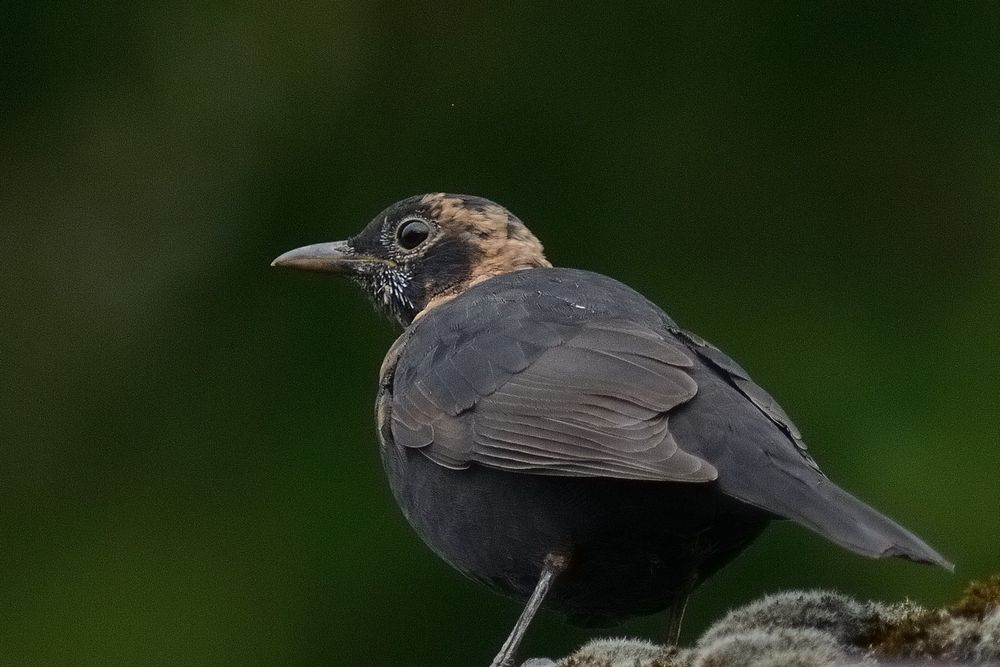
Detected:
[3,3,998,664]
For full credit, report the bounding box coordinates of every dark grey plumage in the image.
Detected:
[272,193,950,664]
[376,268,947,622]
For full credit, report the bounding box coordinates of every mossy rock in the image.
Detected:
[529,575,1000,667]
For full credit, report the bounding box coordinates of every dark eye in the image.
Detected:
[396,218,430,250]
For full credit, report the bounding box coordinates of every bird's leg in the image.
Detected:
[663,591,689,645]
[664,556,699,644]
[489,552,568,667]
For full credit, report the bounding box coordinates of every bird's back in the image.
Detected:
[386,267,950,570]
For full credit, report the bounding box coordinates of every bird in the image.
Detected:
[272,193,951,667]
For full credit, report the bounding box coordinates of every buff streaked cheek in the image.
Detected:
[421,193,552,285]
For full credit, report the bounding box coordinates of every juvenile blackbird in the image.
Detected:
[272,193,950,667]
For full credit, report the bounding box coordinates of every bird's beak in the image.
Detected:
[270,240,373,274]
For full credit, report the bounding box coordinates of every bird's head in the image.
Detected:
[271,193,551,326]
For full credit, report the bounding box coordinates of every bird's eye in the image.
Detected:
[396,219,430,250]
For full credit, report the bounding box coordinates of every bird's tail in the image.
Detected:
[778,477,953,570]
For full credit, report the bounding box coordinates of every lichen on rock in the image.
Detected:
[528,576,1000,667]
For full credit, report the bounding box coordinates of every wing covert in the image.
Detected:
[390,315,718,482]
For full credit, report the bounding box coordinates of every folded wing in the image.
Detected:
[390,317,718,482]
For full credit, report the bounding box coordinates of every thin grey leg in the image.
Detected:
[489,553,568,667]
[664,568,698,645]
[663,591,689,645]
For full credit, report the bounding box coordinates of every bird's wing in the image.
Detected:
[668,327,819,471]
[388,312,718,482]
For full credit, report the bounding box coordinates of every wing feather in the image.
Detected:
[391,316,718,482]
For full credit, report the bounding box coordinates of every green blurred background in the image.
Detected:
[3,3,998,665]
